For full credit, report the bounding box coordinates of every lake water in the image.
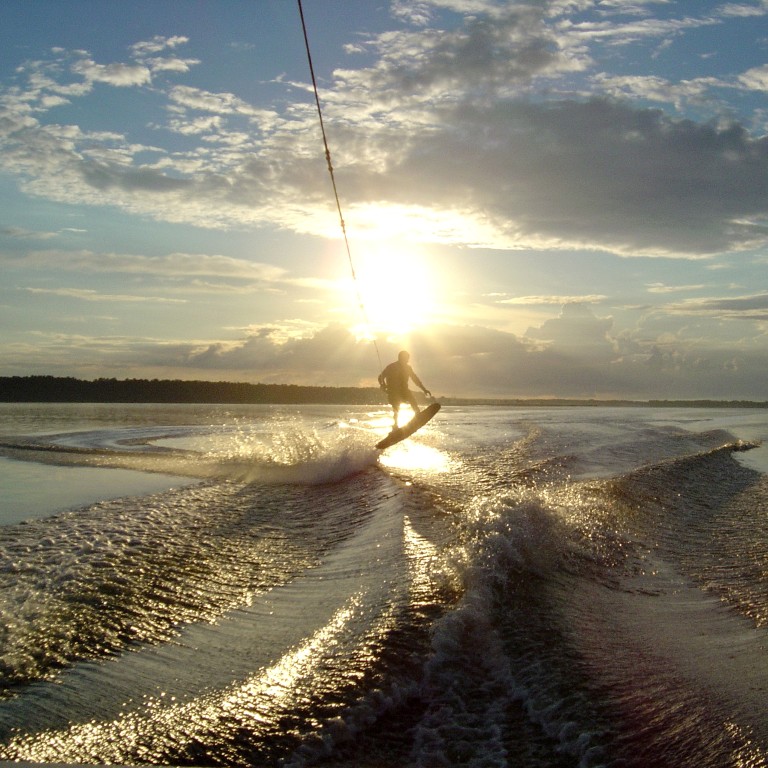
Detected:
[1,402,767,767]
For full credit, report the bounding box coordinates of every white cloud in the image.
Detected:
[145,57,200,74]
[718,2,768,18]
[21,249,289,283]
[168,85,261,116]
[592,1,673,11]
[592,73,723,107]
[1,227,57,240]
[24,287,186,304]
[739,64,768,91]
[70,58,151,87]
[130,36,190,57]
[499,294,607,305]
[167,114,224,136]
[556,17,708,50]
[646,283,706,294]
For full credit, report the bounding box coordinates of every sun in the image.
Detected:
[348,243,436,337]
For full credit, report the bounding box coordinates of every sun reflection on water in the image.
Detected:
[378,442,453,473]
[4,594,376,765]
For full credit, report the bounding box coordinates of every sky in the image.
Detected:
[1,0,768,400]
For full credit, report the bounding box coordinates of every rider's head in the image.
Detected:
[398,350,410,363]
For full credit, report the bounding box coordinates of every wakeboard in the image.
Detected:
[375,402,441,450]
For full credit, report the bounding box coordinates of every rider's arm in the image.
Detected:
[410,371,430,395]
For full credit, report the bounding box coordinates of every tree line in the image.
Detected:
[2,376,766,408]
[0,376,384,404]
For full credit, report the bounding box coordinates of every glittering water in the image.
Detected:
[0,402,767,766]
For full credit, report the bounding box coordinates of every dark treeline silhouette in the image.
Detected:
[1,376,766,408]
[0,376,383,405]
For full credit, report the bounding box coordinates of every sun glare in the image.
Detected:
[348,243,437,337]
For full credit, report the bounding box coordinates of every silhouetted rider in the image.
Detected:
[378,350,432,428]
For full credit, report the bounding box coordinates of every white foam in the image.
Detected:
[227,446,380,485]
[208,425,381,485]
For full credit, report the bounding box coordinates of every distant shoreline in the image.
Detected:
[1,376,767,409]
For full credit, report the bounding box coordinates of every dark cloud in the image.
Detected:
[370,7,565,94]
[184,324,377,386]
[526,302,614,360]
[671,293,768,318]
[164,309,768,400]
[81,164,192,193]
[363,98,768,256]
[7,310,765,399]
[257,2,768,257]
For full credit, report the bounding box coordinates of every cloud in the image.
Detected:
[81,311,764,399]
[167,114,223,136]
[130,36,190,57]
[646,283,706,294]
[371,98,768,255]
[5,307,768,399]
[353,3,585,102]
[0,39,192,123]
[26,86,761,259]
[145,57,200,74]
[70,58,151,87]
[183,324,377,385]
[718,2,768,18]
[21,249,289,283]
[591,73,722,108]
[525,302,614,359]
[500,294,607,305]
[2,3,768,258]
[24,287,186,304]
[668,293,768,319]
[168,85,263,117]
[739,65,768,92]
[1,227,57,240]
[556,14,715,47]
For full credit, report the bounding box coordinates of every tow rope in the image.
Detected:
[297,0,383,371]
